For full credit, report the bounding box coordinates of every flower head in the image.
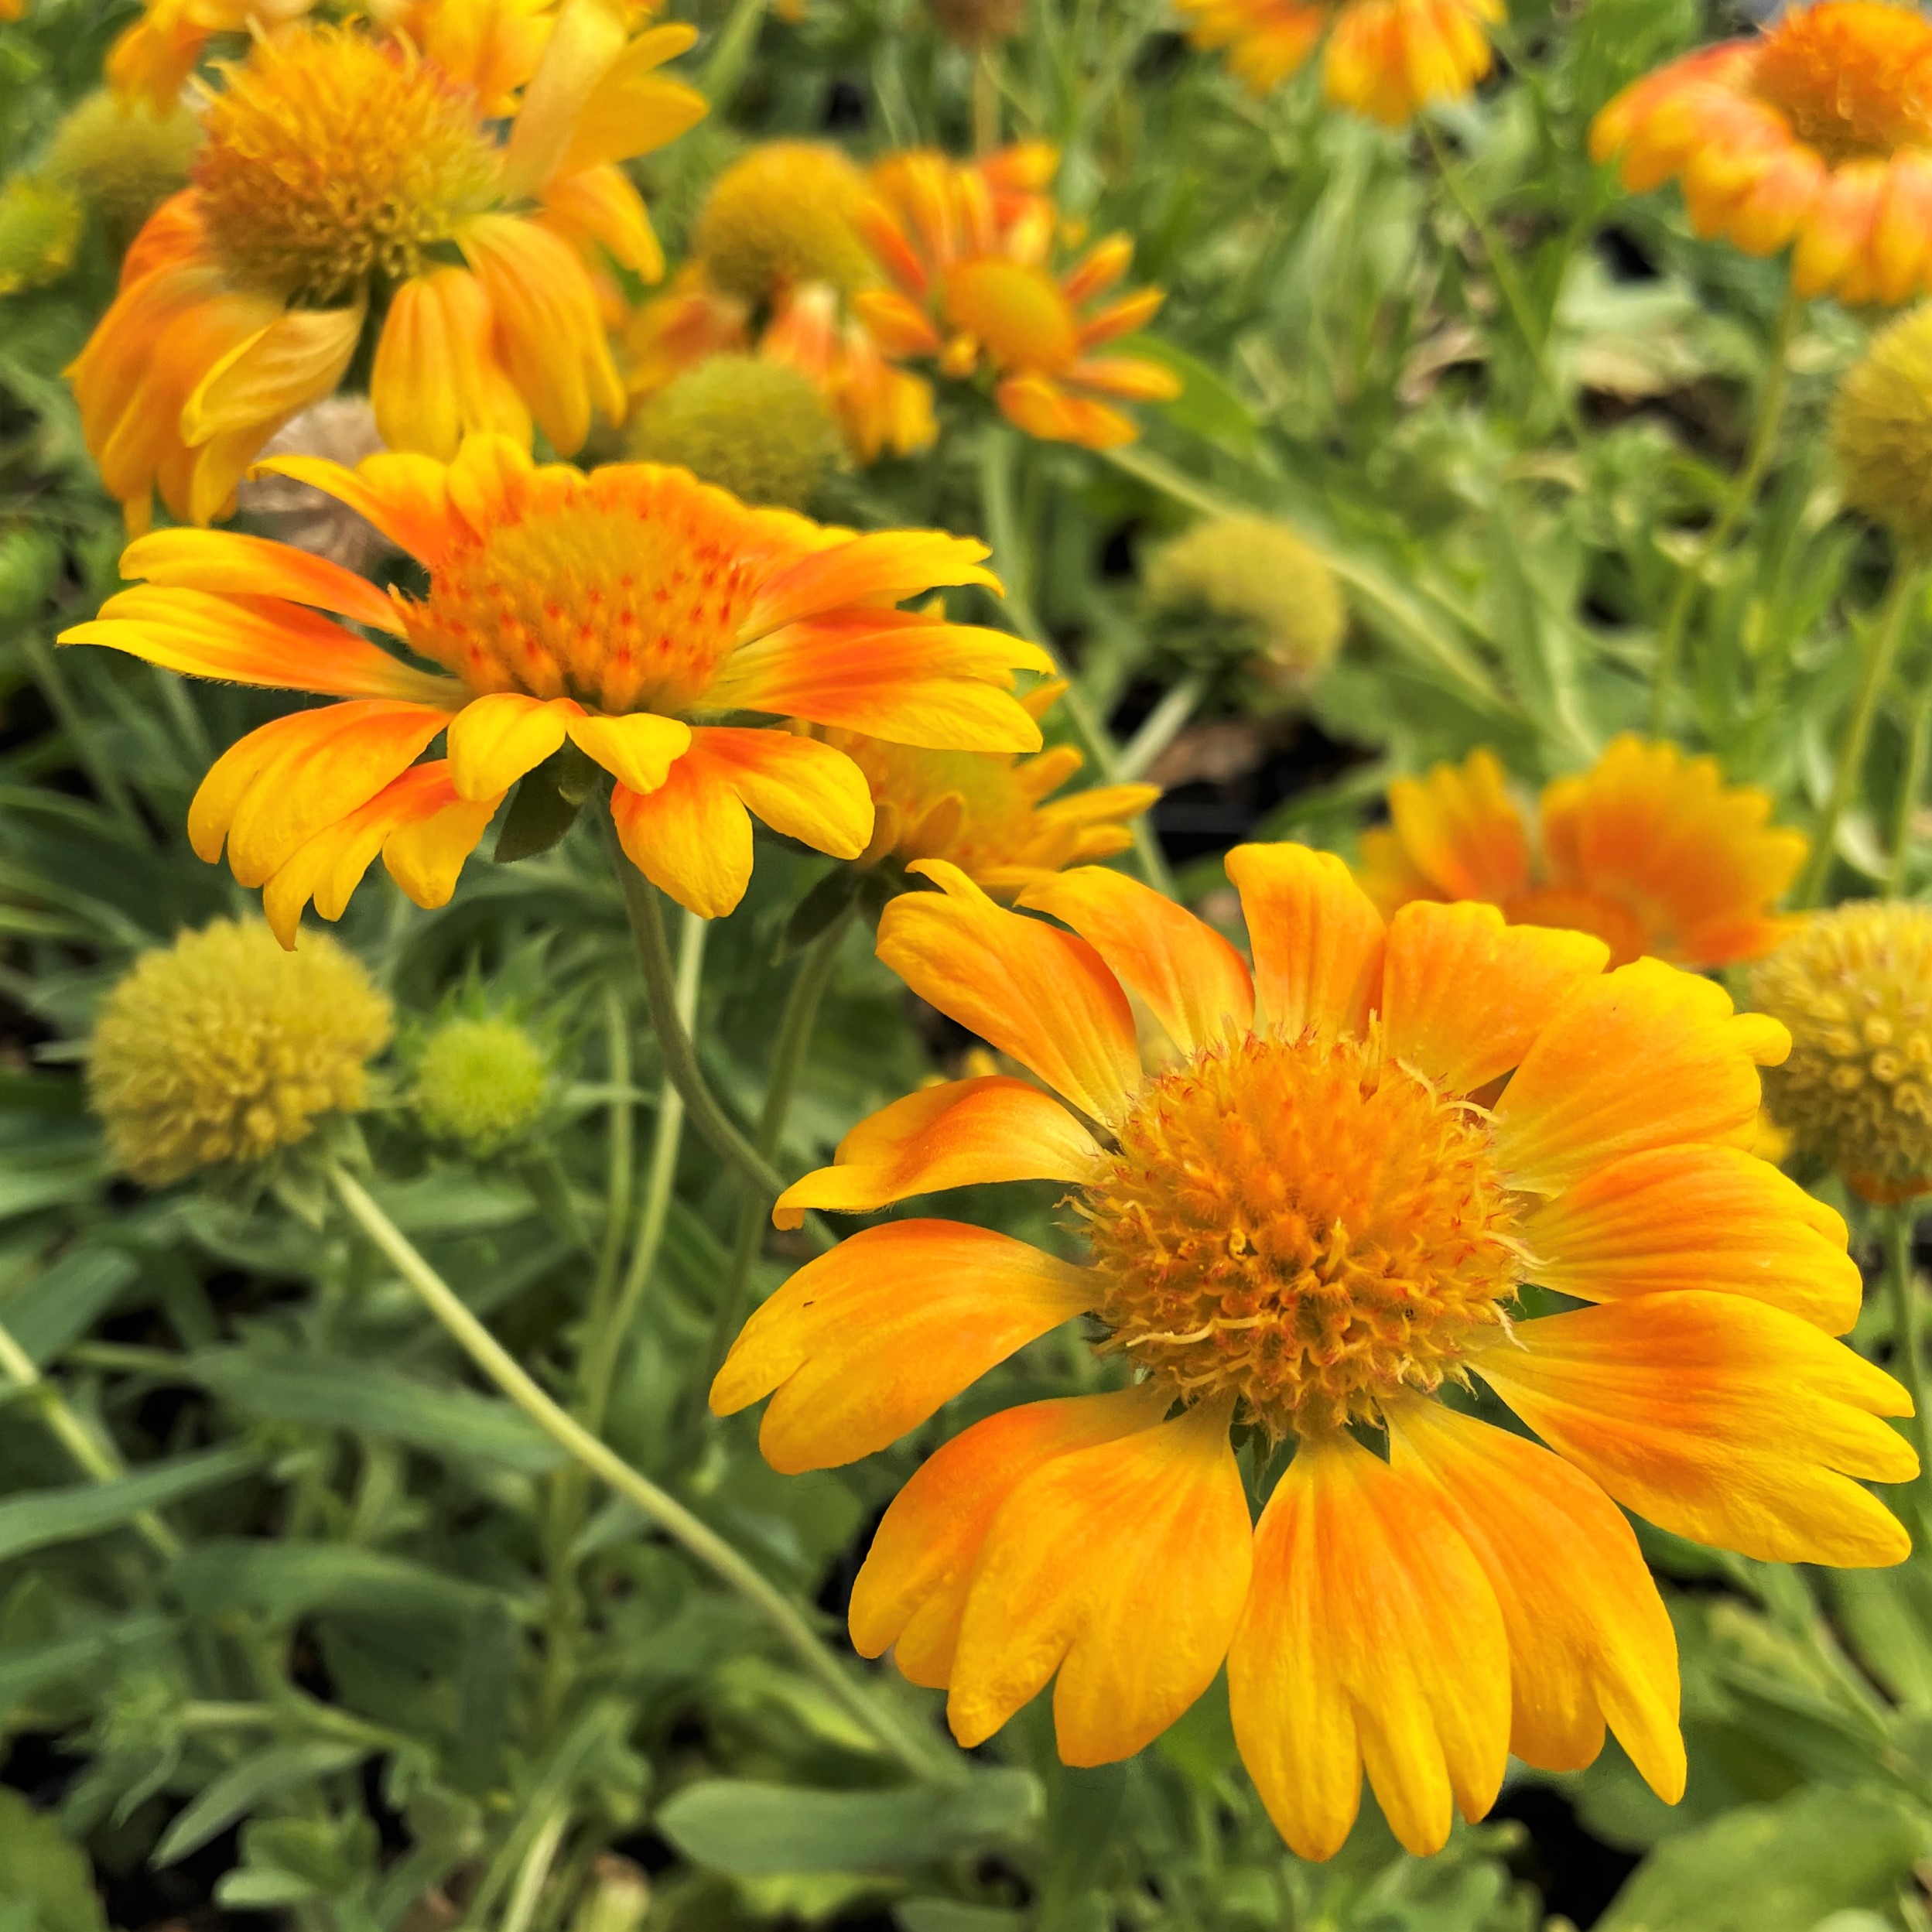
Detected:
[414,1014,549,1151]
[713,847,1908,1858]
[1176,0,1501,123]
[628,353,841,508]
[827,683,1158,895]
[1832,303,1932,542]
[854,144,1181,450]
[1591,1,1932,306]
[1357,737,1807,970]
[46,90,201,245]
[71,2,706,530]
[88,918,391,1185]
[1752,900,1932,1202]
[60,433,1053,930]
[0,175,83,296]
[926,0,1026,48]
[692,141,875,306]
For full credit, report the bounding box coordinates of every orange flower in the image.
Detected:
[59,435,1055,931]
[854,144,1181,450]
[1592,1,1932,306]
[1175,0,1501,124]
[1356,737,1807,969]
[713,848,1909,1856]
[72,1,705,531]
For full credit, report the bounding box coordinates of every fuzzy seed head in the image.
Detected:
[627,354,839,508]
[693,142,874,303]
[0,174,83,296]
[414,1017,548,1154]
[88,920,392,1186]
[46,90,200,242]
[1833,304,1932,543]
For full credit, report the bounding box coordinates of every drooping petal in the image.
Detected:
[1225,843,1386,1040]
[497,0,634,198]
[1385,1397,1684,1801]
[948,1399,1252,1764]
[677,727,874,858]
[774,1075,1103,1229]
[708,1220,1098,1473]
[1492,959,1790,1195]
[445,693,580,802]
[566,710,693,795]
[1522,1143,1862,1333]
[1476,1292,1917,1568]
[1228,1428,1510,1862]
[610,752,750,920]
[542,163,667,283]
[1017,866,1255,1056]
[851,1385,1173,1687]
[878,859,1144,1125]
[116,528,403,636]
[372,268,532,461]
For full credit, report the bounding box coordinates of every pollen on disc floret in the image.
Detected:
[1080,1028,1526,1435]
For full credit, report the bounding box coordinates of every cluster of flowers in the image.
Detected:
[43,0,1932,1872]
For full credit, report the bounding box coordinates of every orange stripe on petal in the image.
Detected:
[740,530,1000,640]
[774,1075,1103,1229]
[1523,1143,1862,1333]
[707,1220,1096,1473]
[947,1399,1252,1764]
[382,779,500,910]
[1387,748,1530,902]
[673,727,874,859]
[1225,843,1385,1040]
[879,859,1144,1125]
[118,527,403,636]
[1228,1428,1509,1862]
[1476,1292,1917,1568]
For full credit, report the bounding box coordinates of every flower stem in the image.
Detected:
[1798,556,1925,906]
[329,1164,945,1780]
[1649,283,1802,733]
[1889,660,1932,898]
[1118,674,1205,783]
[1887,1210,1932,1544]
[973,48,1001,155]
[600,808,786,1203]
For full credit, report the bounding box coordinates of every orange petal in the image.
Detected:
[610,754,751,920]
[1385,1398,1684,1801]
[877,859,1144,1125]
[1017,866,1253,1056]
[1387,748,1531,902]
[566,710,693,795]
[1380,901,1608,1094]
[1523,1143,1862,1333]
[542,163,668,283]
[1228,1428,1509,1862]
[997,372,1139,449]
[707,1220,1096,1473]
[675,726,874,859]
[1476,1292,1917,1568]
[1492,959,1790,1195]
[774,1075,1103,1229]
[948,1398,1252,1764]
[446,693,581,802]
[1225,843,1385,1040]
[383,777,501,909]
[851,1384,1174,1687]
[117,527,403,636]
[740,531,1000,640]
[373,268,532,461]
[251,451,460,568]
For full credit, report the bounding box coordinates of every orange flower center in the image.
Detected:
[196,27,499,303]
[1081,1031,1523,1436]
[942,258,1080,372]
[1749,1,1932,166]
[399,469,769,716]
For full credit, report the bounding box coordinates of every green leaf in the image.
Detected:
[1597,1783,1932,1932]
[0,1615,174,1719]
[153,1741,366,1866]
[656,1771,1043,1876]
[1120,336,1257,455]
[896,1904,1025,1932]
[0,1445,256,1564]
[170,1537,511,1626]
[494,749,589,863]
[0,1789,106,1932]
[0,1246,135,1367]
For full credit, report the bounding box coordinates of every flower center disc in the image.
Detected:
[402,468,769,715]
[942,258,1081,371]
[1082,1032,1524,1435]
[195,28,499,303]
[1750,2,1932,166]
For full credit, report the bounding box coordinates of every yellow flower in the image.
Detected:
[0,175,83,296]
[60,433,1055,930]
[713,847,1907,1859]
[1833,303,1932,542]
[414,1015,549,1151]
[45,90,201,245]
[628,353,841,508]
[88,919,391,1185]
[854,144,1181,449]
[1752,900,1932,1204]
[71,2,705,530]
[1358,737,1808,970]
[692,141,875,305]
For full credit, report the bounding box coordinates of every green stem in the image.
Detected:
[0,1318,180,1560]
[1888,1211,1932,1545]
[1650,284,1802,733]
[600,808,786,1202]
[500,1807,569,1932]
[329,1164,946,1781]
[579,985,634,1396]
[698,0,768,110]
[1118,674,1205,783]
[1889,662,1932,898]
[1799,556,1924,905]
[973,47,1000,155]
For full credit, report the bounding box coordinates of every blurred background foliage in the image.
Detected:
[3,0,1932,1926]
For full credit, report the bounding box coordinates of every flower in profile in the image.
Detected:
[1175,0,1501,124]
[0,175,84,296]
[1357,737,1807,969]
[692,141,876,306]
[628,353,841,508]
[1591,1,1932,306]
[88,918,391,1185]
[46,90,201,246]
[826,682,1159,896]
[713,847,1908,1858]
[1833,303,1932,542]
[71,2,706,530]
[1144,511,1346,695]
[1752,901,1932,1203]
[414,1014,549,1153]
[855,144,1181,449]
[60,433,1053,932]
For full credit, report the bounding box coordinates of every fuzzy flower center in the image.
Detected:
[1081,1031,1524,1436]
[195,29,499,303]
[400,471,768,716]
[1750,2,1932,166]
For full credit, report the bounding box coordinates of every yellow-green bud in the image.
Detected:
[45,90,200,244]
[0,174,83,296]
[629,354,839,508]
[693,142,874,304]
[413,1017,548,1154]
